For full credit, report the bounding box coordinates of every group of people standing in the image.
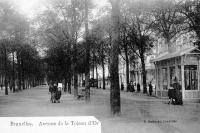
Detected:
[49,83,62,103]
[123,81,153,96]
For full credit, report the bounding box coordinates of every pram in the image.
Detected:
[55,90,62,103]
[50,84,59,103]
[51,90,62,103]
[52,83,62,103]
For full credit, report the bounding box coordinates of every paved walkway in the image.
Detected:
[0,85,200,133]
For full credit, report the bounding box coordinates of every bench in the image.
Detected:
[77,94,84,100]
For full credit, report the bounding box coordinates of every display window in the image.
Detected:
[162,68,168,90]
[184,65,198,90]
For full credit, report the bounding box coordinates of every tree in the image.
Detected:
[36,3,72,93]
[0,40,10,95]
[85,0,90,102]
[45,43,70,85]
[0,1,33,94]
[120,0,155,93]
[39,0,87,96]
[109,0,121,115]
[119,20,130,91]
[149,0,185,49]
[127,18,153,93]
[177,0,200,47]
[91,14,112,90]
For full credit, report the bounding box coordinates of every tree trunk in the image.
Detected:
[64,77,67,92]
[92,54,95,79]
[81,73,84,87]
[32,77,35,87]
[110,0,121,115]
[4,47,8,95]
[0,74,3,90]
[12,52,15,93]
[73,47,78,97]
[68,75,71,94]
[141,53,147,93]
[4,76,8,95]
[102,56,106,90]
[124,43,129,92]
[71,0,78,98]
[21,59,25,90]
[74,72,78,97]
[85,0,90,102]
[17,52,22,91]
[96,64,98,88]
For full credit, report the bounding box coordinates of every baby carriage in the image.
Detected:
[51,89,61,103]
[55,90,62,103]
[54,83,62,103]
[50,83,58,103]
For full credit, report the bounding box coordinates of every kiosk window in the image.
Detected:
[162,68,168,90]
[170,66,175,85]
[184,65,198,90]
[178,66,182,86]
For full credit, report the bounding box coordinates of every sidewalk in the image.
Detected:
[0,85,199,133]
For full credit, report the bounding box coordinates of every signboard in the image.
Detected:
[0,116,101,133]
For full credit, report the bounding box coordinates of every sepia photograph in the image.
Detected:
[0,0,200,133]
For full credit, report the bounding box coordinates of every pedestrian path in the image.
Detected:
[0,85,200,133]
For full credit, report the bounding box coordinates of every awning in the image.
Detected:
[151,46,200,62]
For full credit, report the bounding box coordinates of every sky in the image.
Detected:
[5,0,109,57]
[8,0,109,18]
[10,0,47,18]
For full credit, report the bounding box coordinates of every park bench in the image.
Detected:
[77,89,85,100]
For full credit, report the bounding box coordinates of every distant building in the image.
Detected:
[130,54,156,93]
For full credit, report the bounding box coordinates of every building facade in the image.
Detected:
[152,33,200,101]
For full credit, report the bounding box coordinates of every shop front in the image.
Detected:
[153,47,200,101]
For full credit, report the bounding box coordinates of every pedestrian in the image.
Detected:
[121,83,124,91]
[49,83,53,102]
[55,83,62,103]
[49,83,53,93]
[127,83,131,92]
[149,82,153,96]
[129,81,135,92]
[171,77,183,105]
[0,84,3,90]
[137,83,140,92]
[51,83,58,103]
[131,81,135,92]
[168,86,175,104]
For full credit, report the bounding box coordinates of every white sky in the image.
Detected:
[9,0,109,18]
[10,0,46,18]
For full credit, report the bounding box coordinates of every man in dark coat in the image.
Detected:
[149,82,153,96]
[127,83,131,92]
[172,81,183,105]
[137,83,140,92]
[168,77,183,105]
[121,83,124,91]
[49,83,53,102]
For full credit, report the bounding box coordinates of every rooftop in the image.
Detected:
[151,46,200,62]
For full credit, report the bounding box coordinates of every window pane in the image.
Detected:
[184,65,198,90]
[162,68,168,90]
[158,68,161,89]
[170,66,175,86]
[178,66,182,86]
